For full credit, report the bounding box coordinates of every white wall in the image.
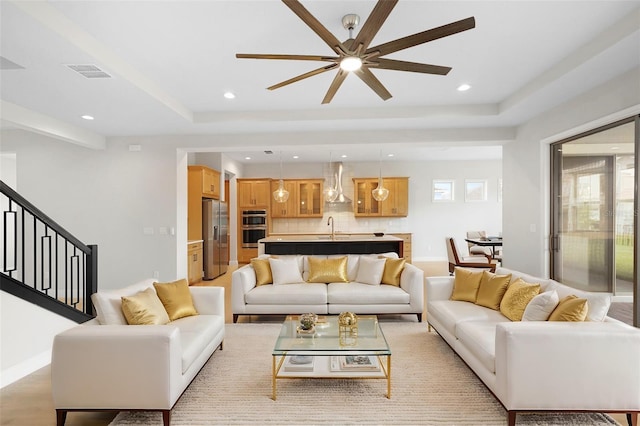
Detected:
[0,292,76,388]
[503,67,640,276]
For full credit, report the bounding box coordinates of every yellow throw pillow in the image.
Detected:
[499,278,541,321]
[475,271,512,311]
[121,287,170,325]
[251,258,273,286]
[548,295,589,322]
[153,279,198,321]
[450,267,484,303]
[306,256,349,283]
[380,257,406,286]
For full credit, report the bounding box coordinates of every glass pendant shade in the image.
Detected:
[273,179,289,203]
[323,153,339,202]
[273,151,289,203]
[372,177,389,201]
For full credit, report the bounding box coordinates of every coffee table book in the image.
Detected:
[284,355,315,372]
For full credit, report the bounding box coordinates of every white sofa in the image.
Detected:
[232,253,425,322]
[426,267,640,426]
[51,279,225,426]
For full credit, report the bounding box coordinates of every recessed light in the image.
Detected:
[341,154,348,158]
[81,115,94,120]
[387,153,394,157]
[293,155,299,159]
[224,91,236,99]
[457,84,471,92]
[611,146,620,150]
[245,156,251,160]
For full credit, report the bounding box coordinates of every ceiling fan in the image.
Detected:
[236,0,475,104]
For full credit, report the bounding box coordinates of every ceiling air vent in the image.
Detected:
[66,64,112,79]
[264,150,273,155]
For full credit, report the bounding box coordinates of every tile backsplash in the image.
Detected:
[271,210,408,235]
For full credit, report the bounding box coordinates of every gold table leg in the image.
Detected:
[387,355,392,398]
[272,356,277,401]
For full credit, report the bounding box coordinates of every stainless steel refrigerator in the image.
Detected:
[202,199,228,280]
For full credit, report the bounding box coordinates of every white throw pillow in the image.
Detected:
[269,257,304,285]
[522,290,560,321]
[355,256,386,285]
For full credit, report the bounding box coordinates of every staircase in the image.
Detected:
[1,181,96,323]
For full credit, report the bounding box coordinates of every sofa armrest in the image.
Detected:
[52,325,183,410]
[495,321,640,411]
[425,276,454,303]
[231,264,257,314]
[190,286,224,316]
[400,263,424,310]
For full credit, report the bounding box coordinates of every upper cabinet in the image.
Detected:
[269,179,324,218]
[353,177,408,217]
[237,179,271,208]
[188,165,220,200]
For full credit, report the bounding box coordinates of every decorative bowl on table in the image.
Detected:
[373,232,384,237]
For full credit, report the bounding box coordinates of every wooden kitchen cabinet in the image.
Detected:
[237,179,271,208]
[353,177,408,217]
[268,179,323,218]
[390,233,412,263]
[187,241,203,285]
[188,165,220,200]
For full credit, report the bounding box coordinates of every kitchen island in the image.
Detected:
[258,234,405,257]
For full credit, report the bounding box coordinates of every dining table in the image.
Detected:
[464,237,503,259]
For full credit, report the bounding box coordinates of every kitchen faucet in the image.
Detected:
[327,216,335,240]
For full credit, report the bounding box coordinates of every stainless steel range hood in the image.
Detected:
[326,162,352,207]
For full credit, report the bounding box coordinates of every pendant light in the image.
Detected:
[323,152,338,202]
[273,151,289,203]
[372,150,389,202]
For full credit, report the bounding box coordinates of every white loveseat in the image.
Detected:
[426,267,640,426]
[232,253,425,322]
[51,279,225,426]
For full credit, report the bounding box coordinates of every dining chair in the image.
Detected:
[466,231,491,256]
[446,237,498,274]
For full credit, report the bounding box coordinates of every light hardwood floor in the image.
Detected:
[0,262,629,426]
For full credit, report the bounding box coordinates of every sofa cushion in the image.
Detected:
[495,267,552,291]
[548,295,589,322]
[499,278,540,321]
[245,283,327,305]
[451,267,483,302]
[250,258,273,286]
[475,270,511,311]
[269,257,304,285]
[307,256,349,283]
[380,257,406,287]
[172,314,224,374]
[549,280,611,322]
[428,300,509,338]
[91,278,157,325]
[456,321,500,373]
[121,287,170,325]
[154,279,198,321]
[328,282,410,304]
[522,290,560,321]
[355,256,386,285]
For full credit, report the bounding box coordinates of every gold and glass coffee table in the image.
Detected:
[272,315,391,400]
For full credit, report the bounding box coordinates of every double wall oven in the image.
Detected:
[241,209,267,248]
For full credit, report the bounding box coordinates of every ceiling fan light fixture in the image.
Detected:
[340,56,362,72]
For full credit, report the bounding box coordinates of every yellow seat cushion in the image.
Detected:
[153,279,198,321]
[121,287,170,325]
[499,278,541,321]
[380,257,406,286]
[475,270,512,311]
[306,256,349,283]
[250,258,273,286]
[548,295,589,322]
[450,267,484,303]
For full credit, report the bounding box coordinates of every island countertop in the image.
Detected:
[258,234,405,256]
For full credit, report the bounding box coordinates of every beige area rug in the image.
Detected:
[110,322,617,426]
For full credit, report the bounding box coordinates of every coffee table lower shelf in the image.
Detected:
[272,354,391,400]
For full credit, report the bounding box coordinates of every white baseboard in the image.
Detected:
[0,350,51,389]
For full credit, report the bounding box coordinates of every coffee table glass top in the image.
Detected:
[273,315,391,356]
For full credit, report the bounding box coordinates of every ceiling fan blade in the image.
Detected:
[352,0,398,51]
[282,0,346,55]
[375,58,451,75]
[354,67,392,101]
[267,63,339,91]
[366,16,475,57]
[322,69,348,104]
[236,53,338,63]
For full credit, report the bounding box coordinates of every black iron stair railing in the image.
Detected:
[1,180,96,323]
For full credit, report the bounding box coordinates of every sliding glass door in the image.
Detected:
[551,118,637,296]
